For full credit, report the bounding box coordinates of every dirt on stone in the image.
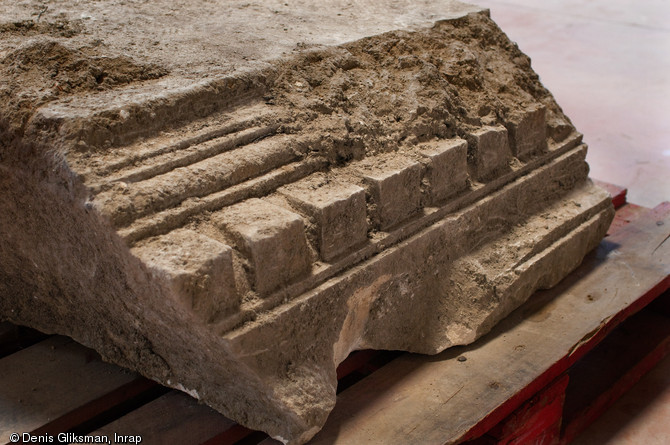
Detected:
[0,1,571,167]
[0,39,167,135]
[0,18,84,38]
[268,12,572,165]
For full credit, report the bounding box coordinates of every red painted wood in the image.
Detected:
[561,321,670,444]
[30,377,158,437]
[607,200,670,236]
[489,374,568,445]
[593,179,627,209]
[459,280,670,443]
[607,203,646,235]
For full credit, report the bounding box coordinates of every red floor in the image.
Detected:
[473,1,670,443]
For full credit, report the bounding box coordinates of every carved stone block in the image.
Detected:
[0,2,614,443]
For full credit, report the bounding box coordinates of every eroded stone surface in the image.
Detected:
[0,1,614,443]
[506,104,548,160]
[467,125,513,181]
[215,198,312,296]
[132,229,238,320]
[279,174,368,262]
[418,138,469,203]
[355,154,425,231]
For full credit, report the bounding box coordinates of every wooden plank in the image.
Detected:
[607,203,647,235]
[607,201,669,236]
[336,350,403,394]
[91,390,235,445]
[608,203,644,235]
[561,308,670,443]
[566,347,670,444]
[563,309,670,420]
[593,179,627,209]
[33,378,160,438]
[201,424,262,444]
[0,336,140,443]
[310,204,670,445]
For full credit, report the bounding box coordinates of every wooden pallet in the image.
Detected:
[1,182,669,445]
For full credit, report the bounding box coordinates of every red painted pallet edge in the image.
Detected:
[560,320,670,444]
[460,275,670,444]
[488,374,569,445]
[593,179,627,209]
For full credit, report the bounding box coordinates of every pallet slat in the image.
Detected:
[0,337,140,442]
[91,390,235,444]
[487,374,569,445]
[561,307,670,443]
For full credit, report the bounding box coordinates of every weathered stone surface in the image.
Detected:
[419,138,469,204]
[467,125,513,181]
[279,174,368,262]
[0,1,614,444]
[215,198,312,296]
[506,104,548,160]
[132,229,238,320]
[355,154,424,231]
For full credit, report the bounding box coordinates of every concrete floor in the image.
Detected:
[473,1,670,443]
[475,0,670,208]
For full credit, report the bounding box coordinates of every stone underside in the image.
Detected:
[0,1,613,443]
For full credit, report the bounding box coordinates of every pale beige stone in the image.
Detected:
[419,138,469,204]
[279,174,368,262]
[467,125,513,181]
[215,199,312,296]
[132,229,238,321]
[506,104,548,160]
[355,155,424,231]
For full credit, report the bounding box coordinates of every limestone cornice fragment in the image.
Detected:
[0,2,613,443]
